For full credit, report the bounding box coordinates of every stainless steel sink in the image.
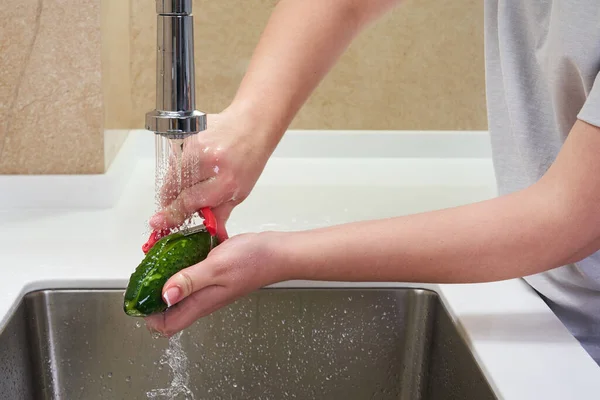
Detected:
[0,288,497,399]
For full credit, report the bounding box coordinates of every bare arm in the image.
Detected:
[150,0,399,233]
[150,0,403,233]
[281,120,600,283]
[228,0,402,151]
[145,121,600,337]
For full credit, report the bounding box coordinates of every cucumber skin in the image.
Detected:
[123,230,216,317]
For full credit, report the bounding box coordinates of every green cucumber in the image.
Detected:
[124,228,217,317]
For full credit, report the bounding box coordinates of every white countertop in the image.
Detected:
[1,129,599,399]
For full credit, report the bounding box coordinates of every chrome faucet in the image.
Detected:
[145,0,206,138]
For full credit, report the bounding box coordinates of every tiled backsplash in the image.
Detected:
[0,0,486,175]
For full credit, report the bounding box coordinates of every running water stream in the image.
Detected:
[146,332,196,400]
[154,135,203,231]
[154,136,184,220]
[146,135,200,399]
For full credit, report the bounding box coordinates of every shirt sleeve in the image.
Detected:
[578,71,600,128]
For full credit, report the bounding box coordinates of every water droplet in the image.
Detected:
[107,372,112,378]
[125,376,131,382]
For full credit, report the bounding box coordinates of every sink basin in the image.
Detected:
[0,288,497,399]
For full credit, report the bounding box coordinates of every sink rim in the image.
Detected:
[0,284,443,333]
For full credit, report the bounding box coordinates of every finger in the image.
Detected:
[145,285,234,336]
[160,255,222,308]
[149,177,229,230]
[144,256,217,334]
[149,201,187,230]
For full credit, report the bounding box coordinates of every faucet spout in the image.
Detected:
[145,0,206,138]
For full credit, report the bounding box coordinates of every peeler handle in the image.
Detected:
[199,207,217,236]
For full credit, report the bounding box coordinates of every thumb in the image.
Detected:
[161,260,214,308]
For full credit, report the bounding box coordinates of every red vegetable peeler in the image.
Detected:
[142,207,217,254]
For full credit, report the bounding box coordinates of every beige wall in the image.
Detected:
[131,0,486,131]
[0,0,486,175]
[102,0,134,170]
[0,0,104,174]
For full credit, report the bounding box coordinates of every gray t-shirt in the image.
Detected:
[484,1,600,362]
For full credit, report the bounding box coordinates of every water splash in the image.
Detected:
[146,332,195,400]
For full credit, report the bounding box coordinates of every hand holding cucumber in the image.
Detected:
[144,231,285,336]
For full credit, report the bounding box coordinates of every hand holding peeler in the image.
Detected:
[142,207,217,254]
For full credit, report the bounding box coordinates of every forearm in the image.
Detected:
[276,121,600,284]
[280,188,574,283]
[228,0,400,151]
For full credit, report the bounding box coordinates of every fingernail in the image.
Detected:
[163,286,181,307]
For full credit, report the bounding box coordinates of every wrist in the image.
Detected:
[261,231,310,283]
[224,98,288,155]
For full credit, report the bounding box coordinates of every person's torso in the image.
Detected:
[483,0,600,362]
